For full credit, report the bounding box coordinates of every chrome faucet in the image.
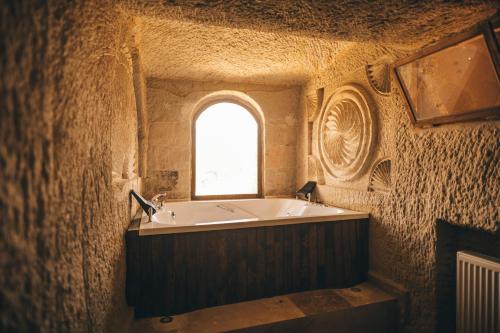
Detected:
[151,192,167,210]
[151,192,176,221]
[130,191,175,223]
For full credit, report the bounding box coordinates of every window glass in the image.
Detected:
[195,102,258,196]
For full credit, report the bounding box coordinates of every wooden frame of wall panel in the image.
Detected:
[191,98,264,200]
[393,17,500,127]
[488,16,500,77]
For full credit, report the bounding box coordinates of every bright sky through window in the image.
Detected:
[195,102,258,196]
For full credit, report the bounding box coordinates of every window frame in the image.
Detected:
[393,18,500,127]
[191,99,263,200]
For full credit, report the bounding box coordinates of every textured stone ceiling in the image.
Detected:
[124,0,498,84]
[137,17,354,84]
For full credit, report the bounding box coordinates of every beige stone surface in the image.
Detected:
[129,282,396,333]
[123,1,496,44]
[131,296,304,333]
[1,1,498,332]
[298,49,500,333]
[0,1,138,332]
[144,79,301,199]
[318,84,376,181]
[121,1,496,85]
[124,2,497,78]
[136,17,350,85]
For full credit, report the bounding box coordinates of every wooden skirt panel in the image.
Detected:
[126,219,369,317]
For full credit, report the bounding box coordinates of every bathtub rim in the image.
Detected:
[136,198,369,236]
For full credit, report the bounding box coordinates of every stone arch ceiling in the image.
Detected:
[122,1,498,85]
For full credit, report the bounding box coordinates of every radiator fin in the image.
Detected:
[457,251,500,333]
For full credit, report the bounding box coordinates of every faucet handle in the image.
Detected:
[152,192,168,209]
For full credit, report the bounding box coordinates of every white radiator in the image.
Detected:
[456,251,500,333]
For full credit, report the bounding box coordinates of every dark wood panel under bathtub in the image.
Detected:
[126,219,369,318]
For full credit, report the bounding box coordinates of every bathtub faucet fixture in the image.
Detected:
[295,181,317,202]
[152,192,168,209]
[130,190,157,222]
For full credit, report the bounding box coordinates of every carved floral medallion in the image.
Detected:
[318,85,376,180]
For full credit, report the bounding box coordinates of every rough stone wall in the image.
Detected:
[145,79,301,199]
[1,1,497,332]
[297,42,499,332]
[0,2,139,332]
[129,23,149,178]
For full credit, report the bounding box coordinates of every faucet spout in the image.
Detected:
[295,181,317,202]
[130,190,157,216]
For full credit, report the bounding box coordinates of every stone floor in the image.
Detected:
[129,282,398,333]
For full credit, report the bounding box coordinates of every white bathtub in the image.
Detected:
[139,198,368,235]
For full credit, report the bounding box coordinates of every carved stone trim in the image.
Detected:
[366,59,391,96]
[307,155,325,185]
[318,85,376,181]
[368,158,391,193]
[306,87,325,122]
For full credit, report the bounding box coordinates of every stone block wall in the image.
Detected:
[144,79,301,199]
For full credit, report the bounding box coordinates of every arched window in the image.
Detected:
[193,101,262,199]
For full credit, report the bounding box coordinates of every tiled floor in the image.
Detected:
[129,282,397,333]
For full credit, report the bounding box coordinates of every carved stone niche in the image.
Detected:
[306,87,325,122]
[307,155,326,185]
[318,85,376,181]
[365,57,391,96]
[368,158,391,193]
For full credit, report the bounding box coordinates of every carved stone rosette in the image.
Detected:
[368,158,391,193]
[318,85,376,181]
[365,60,391,96]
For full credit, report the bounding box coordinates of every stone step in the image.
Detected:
[129,282,398,333]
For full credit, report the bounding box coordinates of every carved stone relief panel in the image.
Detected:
[368,158,391,193]
[366,57,391,96]
[318,85,376,181]
[306,87,325,122]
